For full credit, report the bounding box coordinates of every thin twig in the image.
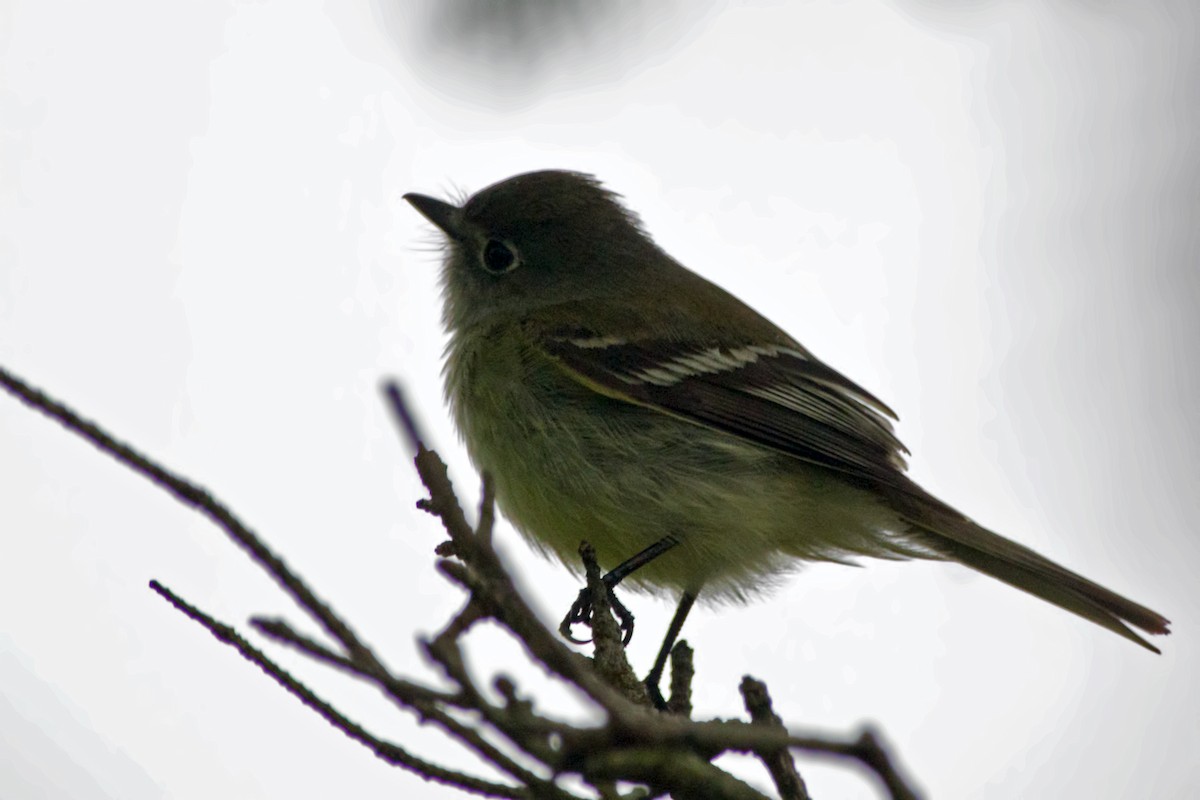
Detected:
[580,748,769,800]
[253,607,565,793]
[846,729,920,800]
[740,677,809,800]
[561,711,920,800]
[148,580,527,799]
[251,617,357,671]
[423,604,580,799]
[0,365,386,675]
[666,641,693,718]
[382,382,429,453]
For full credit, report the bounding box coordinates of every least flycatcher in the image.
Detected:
[404,170,1169,664]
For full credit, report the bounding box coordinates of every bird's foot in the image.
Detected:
[558,582,635,645]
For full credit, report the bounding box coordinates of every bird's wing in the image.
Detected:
[532,324,910,489]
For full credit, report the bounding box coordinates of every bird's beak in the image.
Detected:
[403,193,463,240]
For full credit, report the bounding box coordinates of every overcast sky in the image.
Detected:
[2,1,1198,798]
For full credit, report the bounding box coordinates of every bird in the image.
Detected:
[404,169,1170,695]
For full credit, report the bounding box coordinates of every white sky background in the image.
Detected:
[2,0,1198,797]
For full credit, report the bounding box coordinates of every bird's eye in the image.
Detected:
[481,239,518,274]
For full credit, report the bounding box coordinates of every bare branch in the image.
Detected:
[666,641,694,718]
[0,365,386,674]
[740,677,809,800]
[580,748,769,800]
[148,580,527,799]
[250,617,357,672]
[382,381,429,453]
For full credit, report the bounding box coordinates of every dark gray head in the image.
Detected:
[405,170,665,331]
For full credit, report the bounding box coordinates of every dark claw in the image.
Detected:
[558,582,637,645]
[559,588,596,644]
[610,588,636,645]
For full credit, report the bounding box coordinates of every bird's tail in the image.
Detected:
[889,483,1171,652]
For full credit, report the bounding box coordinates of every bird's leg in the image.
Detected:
[559,534,680,645]
[644,590,697,710]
